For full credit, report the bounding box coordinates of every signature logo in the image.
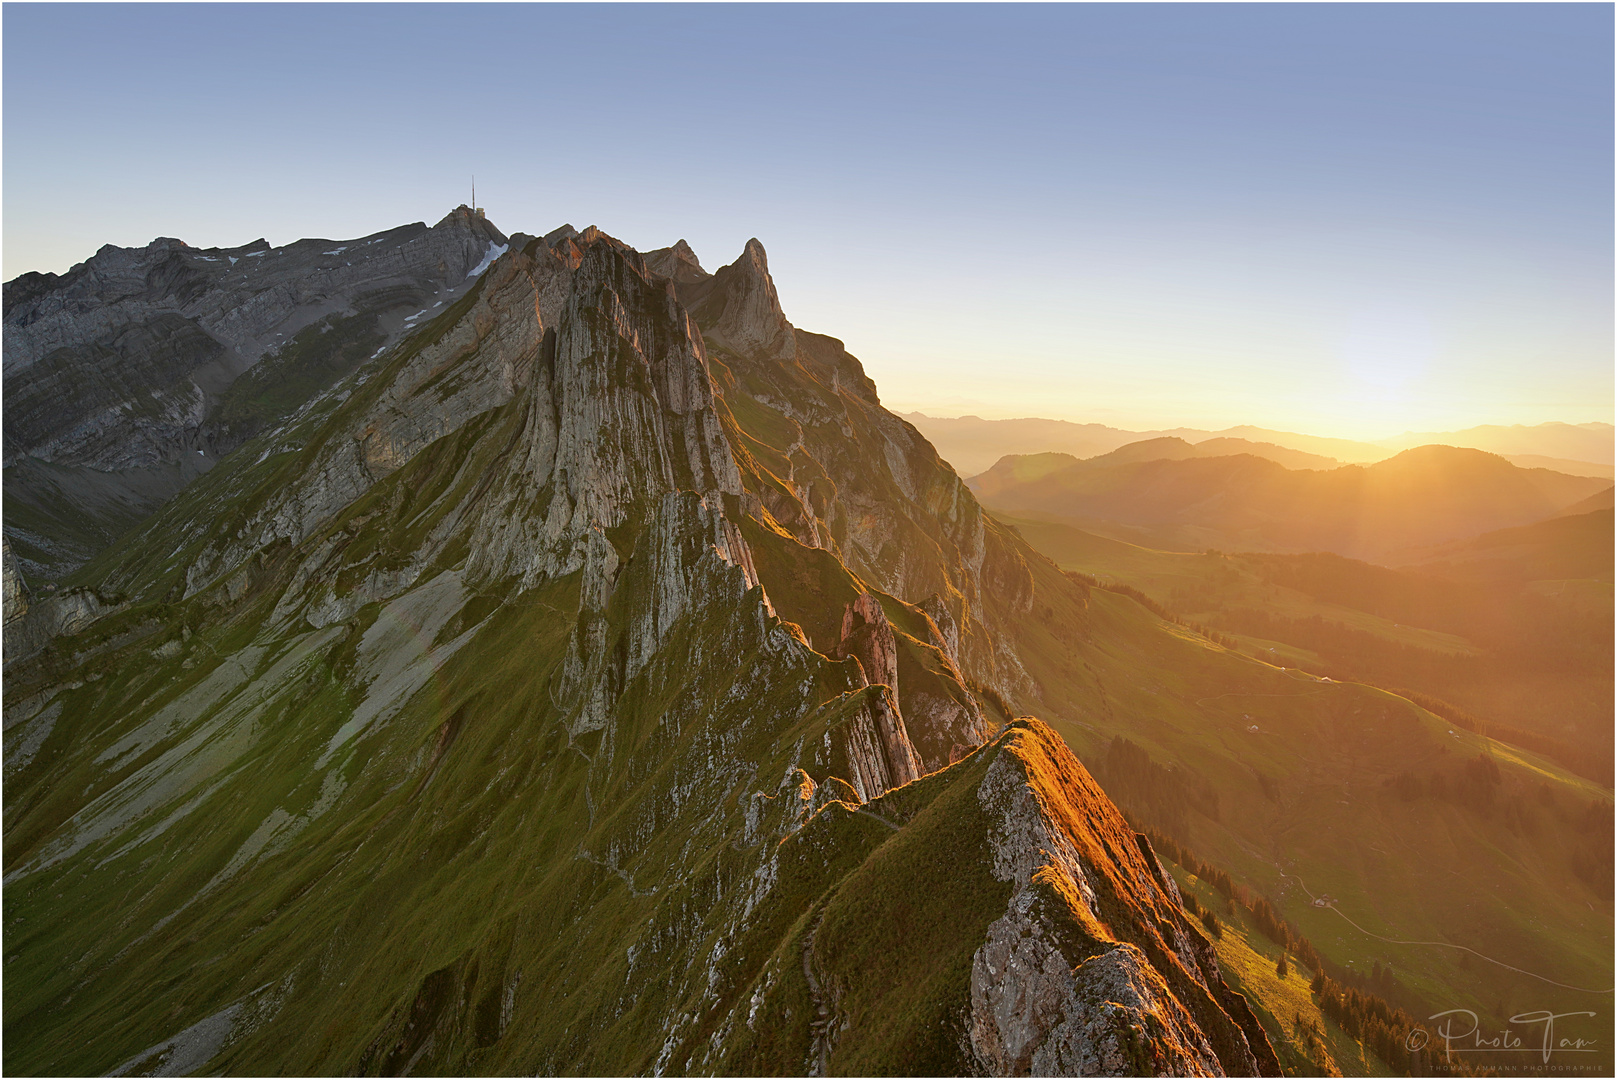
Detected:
[1405,1009,1599,1064]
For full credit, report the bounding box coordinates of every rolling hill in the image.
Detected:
[993,504,1614,782]
[903,413,1614,481]
[899,413,1385,476]
[971,444,1609,562]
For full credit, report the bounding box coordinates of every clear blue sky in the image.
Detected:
[5,3,1611,438]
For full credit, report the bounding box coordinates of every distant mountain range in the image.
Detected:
[3,207,511,585]
[970,442,1611,562]
[900,412,1615,478]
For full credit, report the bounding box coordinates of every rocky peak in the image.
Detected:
[642,238,709,285]
[435,204,509,248]
[687,236,796,360]
[541,223,579,248]
[671,238,702,267]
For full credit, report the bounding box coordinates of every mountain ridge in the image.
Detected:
[971,443,1610,562]
[2,223,1280,1075]
[902,411,1615,478]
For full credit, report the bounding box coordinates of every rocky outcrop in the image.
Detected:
[687,238,796,360]
[2,537,28,653]
[3,584,124,666]
[835,592,899,691]
[833,684,923,800]
[643,239,709,285]
[968,721,1279,1077]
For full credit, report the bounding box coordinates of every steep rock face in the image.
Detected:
[3,207,508,583]
[683,239,1040,702]
[966,722,1277,1076]
[2,221,1276,1078]
[835,591,899,691]
[643,239,709,286]
[685,238,797,361]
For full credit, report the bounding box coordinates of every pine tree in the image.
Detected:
[1277,952,1289,979]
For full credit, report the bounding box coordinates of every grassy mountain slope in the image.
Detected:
[995,509,1614,782]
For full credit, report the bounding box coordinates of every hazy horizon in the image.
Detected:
[890,408,1616,447]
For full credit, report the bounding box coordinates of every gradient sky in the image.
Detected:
[5,3,1611,439]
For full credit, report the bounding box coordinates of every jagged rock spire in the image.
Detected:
[694,237,797,360]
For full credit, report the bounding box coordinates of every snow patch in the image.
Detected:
[323,246,347,255]
[465,241,509,279]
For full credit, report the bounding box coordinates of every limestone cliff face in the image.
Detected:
[4,207,507,471]
[464,234,743,588]
[686,238,797,361]
[2,219,1277,1078]
[2,207,510,589]
[682,238,1040,703]
[967,722,1277,1076]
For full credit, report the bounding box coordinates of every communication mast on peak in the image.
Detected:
[470,176,484,219]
